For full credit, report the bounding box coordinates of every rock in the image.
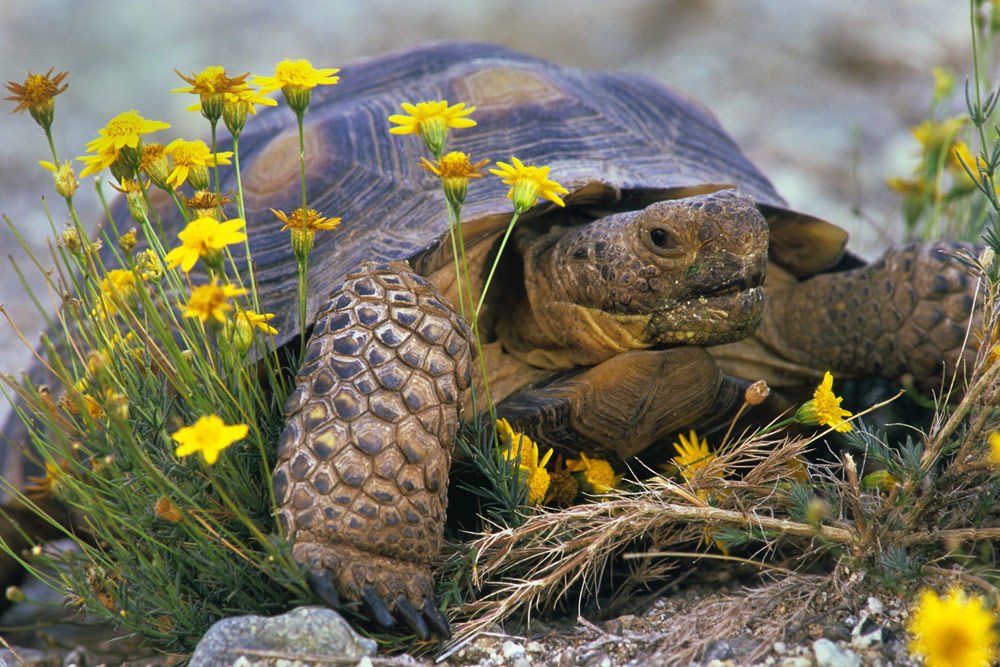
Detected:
[813,638,861,667]
[501,640,526,660]
[778,658,812,667]
[867,596,884,615]
[188,606,376,667]
[850,615,883,650]
[0,648,59,666]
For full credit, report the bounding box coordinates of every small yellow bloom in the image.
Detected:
[25,460,67,500]
[164,216,247,273]
[184,190,233,220]
[171,414,249,465]
[39,159,78,198]
[496,418,553,505]
[139,142,171,189]
[78,145,121,179]
[182,280,247,324]
[94,268,138,317]
[253,59,339,114]
[83,110,171,157]
[950,141,988,191]
[164,139,233,191]
[931,66,956,102]
[389,100,476,157]
[110,178,149,222]
[671,430,715,482]
[4,68,68,129]
[795,371,853,432]
[567,452,622,495]
[272,207,340,260]
[225,307,278,356]
[988,432,1000,468]
[490,156,570,213]
[420,151,489,209]
[907,587,998,667]
[911,116,966,153]
[222,86,277,137]
[135,249,163,282]
[173,66,249,123]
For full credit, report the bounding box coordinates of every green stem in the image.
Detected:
[44,126,59,164]
[296,111,307,213]
[297,255,308,363]
[210,120,221,204]
[475,211,520,319]
[232,137,260,311]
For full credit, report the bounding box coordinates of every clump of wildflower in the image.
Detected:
[389,100,476,158]
[545,456,580,507]
[79,110,170,179]
[794,371,853,432]
[490,156,569,214]
[420,151,489,210]
[496,418,552,505]
[224,307,278,356]
[567,452,622,496]
[181,280,247,324]
[272,207,340,261]
[171,415,249,465]
[173,66,250,124]
[254,59,340,114]
[38,160,78,199]
[911,116,966,154]
[222,87,277,137]
[4,68,68,130]
[25,460,68,500]
[671,430,715,481]
[164,139,233,191]
[164,216,247,273]
[907,587,998,667]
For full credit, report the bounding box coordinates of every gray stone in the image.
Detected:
[813,638,861,667]
[188,606,376,667]
[501,640,526,660]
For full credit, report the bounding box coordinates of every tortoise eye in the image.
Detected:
[646,226,682,255]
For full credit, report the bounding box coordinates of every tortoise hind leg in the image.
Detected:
[273,261,472,638]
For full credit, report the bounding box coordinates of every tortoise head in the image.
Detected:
[501,189,768,368]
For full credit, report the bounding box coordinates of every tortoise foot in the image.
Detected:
[296,541,448,638]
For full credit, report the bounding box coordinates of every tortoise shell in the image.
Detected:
[213,41,845,348]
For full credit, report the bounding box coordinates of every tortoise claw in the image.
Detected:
[395,595,429,640]
[306,569,340,609]
[422,598,451,638]
[361,584,395,628]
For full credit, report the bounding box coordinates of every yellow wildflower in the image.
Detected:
[567,452,622,495]
[171,414,249,465]
[671,430,715,482]
[25,460,68,500]
[226,307,278,356]
[4,68,68,130]
[184,190,233,220]
[95,268,137,317]
[164,216,247,273]
[182,280,247,324]
[173,66,249,123]
[389,100,476,157]
[83,109,170,159]
[135,249,163,282]
[545,456,580,507]
[78,145,121,179]
[272,207,340,261]
[420,151,489,209]
[164,139,233,191]
[496,418,553,505]
[911,116,966,153]
[139,142,171,189]
[907,587,998,667]
[222,86,277,137]
[110,178,149,222]
[794,371,853,432]
[950,140,988,191]
[988,432,1000,468]
[253,59,340,114]
[38,159,78,199]
[490,156,570,213]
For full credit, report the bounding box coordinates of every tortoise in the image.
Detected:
[1,42,978,639]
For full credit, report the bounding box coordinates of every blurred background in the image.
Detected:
[0,0,972,382]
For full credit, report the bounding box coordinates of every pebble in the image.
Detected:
[773,641,787,654]
[188,606,376,667]
[851,615,883,650]
[813,638,861,667]
[501,640,526,660]
[778,658,812,667]
[867,596,885,615]
[525,641,543,654]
